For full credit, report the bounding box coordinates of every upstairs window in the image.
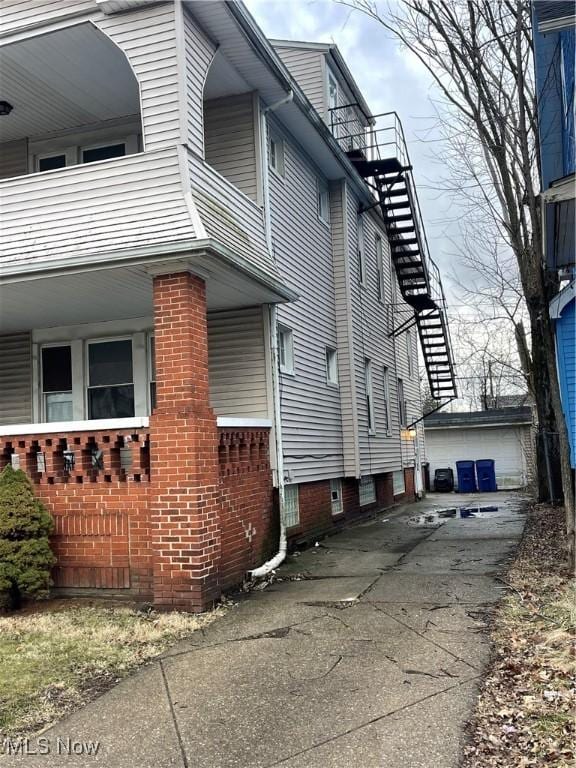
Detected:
[325,347,338,386]
[382,366,391,435]
[376,235,385,301]
[317,180,330,224]
[269,132,285,176]
[278,325,294,374]
[406,330,413,378]
[82,143,126,164]
[365,359,375,435]
[398,378,407,428]
[38,154,67,172]
[328,69,339,112]
[357,215,366,284]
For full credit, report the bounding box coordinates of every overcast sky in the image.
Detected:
[244,0,460,292]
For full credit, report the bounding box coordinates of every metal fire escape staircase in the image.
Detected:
[334,110,457,407]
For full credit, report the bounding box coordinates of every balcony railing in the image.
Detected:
[0,147,196,271]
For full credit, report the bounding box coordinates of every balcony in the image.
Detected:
[0,147,197,273]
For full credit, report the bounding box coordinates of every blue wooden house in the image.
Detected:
[533,1,576,468]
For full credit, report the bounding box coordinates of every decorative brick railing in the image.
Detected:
[217,428,271,476]
[0,429,151,484]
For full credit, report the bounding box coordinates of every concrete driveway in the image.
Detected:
[7,491,525,768]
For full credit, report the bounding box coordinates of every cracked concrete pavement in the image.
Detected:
[4,491,526,768]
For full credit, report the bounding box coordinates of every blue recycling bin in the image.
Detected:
[456,460,477,492]
[476,459,497,492]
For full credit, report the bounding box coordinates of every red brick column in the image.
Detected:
[150,272,221,611]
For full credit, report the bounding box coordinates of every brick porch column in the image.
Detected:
[150,272,221,611]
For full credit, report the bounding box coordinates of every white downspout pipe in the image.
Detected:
[248,91,293,580]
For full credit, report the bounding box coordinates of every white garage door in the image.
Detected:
[425,426,528,489]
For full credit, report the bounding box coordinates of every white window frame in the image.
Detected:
[330,478,343,515]
[383,366,391,436]
[357,215,366,285]
[282,484,300,528]
[406,330,413,378]
[325,346,338,386]
[35,149,75,173]
[393,470,406,496]
[359,476,376,506]
[40,343,74,423]
[269,131,285,177]
[365,359,375,435]
[376,235,385,302]
[80,140,128,165]
[278,325,295,375]
[85,336,135,421]
[398,378,407,428]
[317,179,330,225]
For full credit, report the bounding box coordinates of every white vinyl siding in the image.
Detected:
[183,7,217,157]
[0,333,32,425]
[359,476,376,505]
[204,93,258,201]
[273,46,325,115]
[282,484,300,528]
[270,125,344,482]
[208,308,269,418]
[97,3,181,152]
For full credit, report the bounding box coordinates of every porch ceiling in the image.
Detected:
[0,263,280,333]
[0,22,140,142]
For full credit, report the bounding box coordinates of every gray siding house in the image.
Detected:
[0,0,455,606]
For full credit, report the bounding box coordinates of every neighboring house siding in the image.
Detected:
[97,4,181,152]
[0,333,32,425]
[208,307,269,418]
[273,46,326,116]
[556,299,576,466]
[183,6,217,158]
[0,139,28,179]
[268,122,344,482]
[204,93,258,202]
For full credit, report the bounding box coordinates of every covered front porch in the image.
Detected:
[0,262,285,610]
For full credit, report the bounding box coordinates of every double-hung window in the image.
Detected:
[382,366,391,435]
[278,325,294,374]
[269,132,285,176]
[398,378,407,428]
[325,347,338,386]
[365,359,375,434]
[376,235,385,301]
[317,180,330,224]
[87,339,135,419]
[357,216,366,284]
[41,345,73,422]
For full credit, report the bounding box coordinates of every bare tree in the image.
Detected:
[339,0,575,563]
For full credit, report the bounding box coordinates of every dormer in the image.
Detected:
[271,39,374,155]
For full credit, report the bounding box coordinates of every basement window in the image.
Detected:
[282,484,300,528]
[359,476,376,506]
[393,470,406,496]
[330,478,343,515]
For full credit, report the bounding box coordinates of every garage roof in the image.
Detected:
[424,407,534,429]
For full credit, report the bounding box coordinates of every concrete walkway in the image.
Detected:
[7,492,525,768]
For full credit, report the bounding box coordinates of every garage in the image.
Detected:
[424,407,535,490]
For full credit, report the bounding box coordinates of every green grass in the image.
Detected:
[0,602,223,737]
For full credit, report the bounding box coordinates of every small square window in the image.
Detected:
[330,478,343,515]
[359,476,376,506]
[278,325,294,375]
[269,132,285,176]
[317,180,330,224]
[325,347,338,385]
[283,484,300,528]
